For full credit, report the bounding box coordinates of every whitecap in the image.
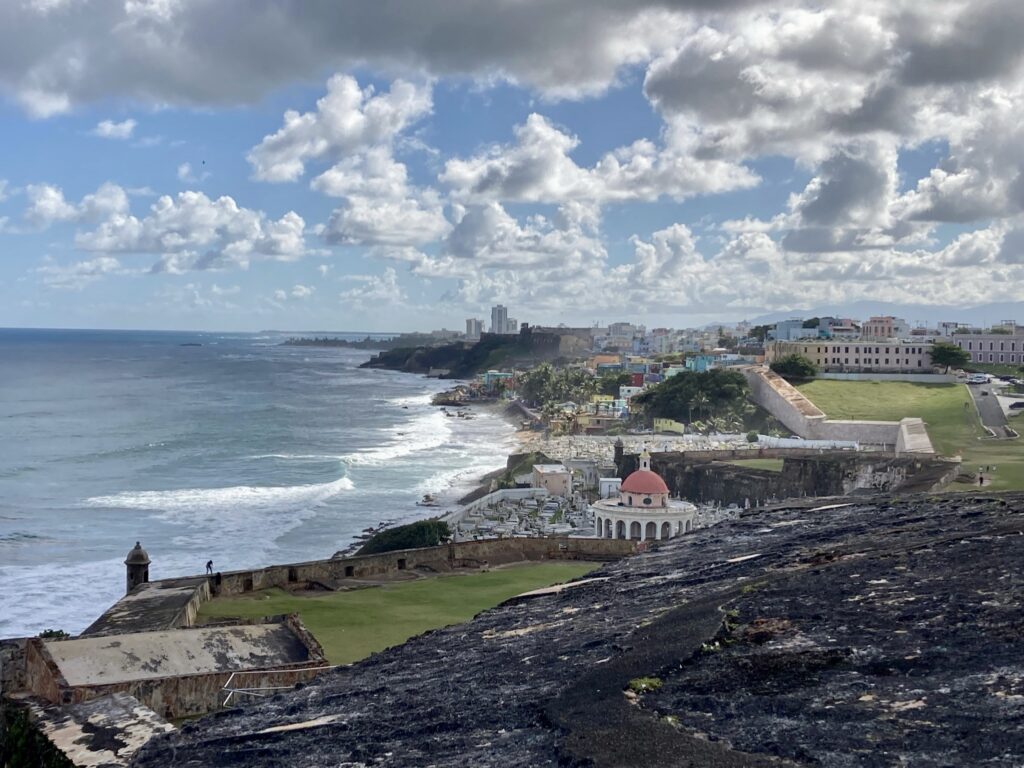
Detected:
[85,475,355,516]
[342,410,451,466]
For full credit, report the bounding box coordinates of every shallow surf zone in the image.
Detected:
[341,409,452,466]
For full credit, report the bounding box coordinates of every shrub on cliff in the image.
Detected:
[770,354,818,381]
[357,520,452,555]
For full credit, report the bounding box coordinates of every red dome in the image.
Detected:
[620,469,669,494]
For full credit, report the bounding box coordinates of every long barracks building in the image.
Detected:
[950,332,1024,365]
[767,339,934,373]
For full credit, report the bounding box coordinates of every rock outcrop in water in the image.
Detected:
[134,492,1024,767]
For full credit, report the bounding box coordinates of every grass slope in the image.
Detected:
[723,458,785,472]
[199,562,596,665]
[796,380,1023,492]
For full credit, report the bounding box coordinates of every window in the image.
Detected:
[643,497,652,505]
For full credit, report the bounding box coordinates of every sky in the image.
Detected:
[1,0,1022,332]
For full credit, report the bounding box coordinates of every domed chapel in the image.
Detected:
[592,449,697,541]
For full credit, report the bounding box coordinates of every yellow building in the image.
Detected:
[653,418,686,434]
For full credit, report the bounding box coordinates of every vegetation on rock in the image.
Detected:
[357,520,452,555]
[632,369,751,429]
[769,353,818,380]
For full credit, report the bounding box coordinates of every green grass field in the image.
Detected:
[723,458,785,472]
[795,380,1023,491]
[199,562,597,664]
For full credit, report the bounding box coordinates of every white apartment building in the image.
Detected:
[465,318,483,339]
[768,340,934,373]
[490,305,508,334]
[952,333,1024,365]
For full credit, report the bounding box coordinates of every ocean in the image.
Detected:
[0,328,517,638]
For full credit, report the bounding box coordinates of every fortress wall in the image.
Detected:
[210,537,636,599]
[171,579,211,630]
[0,638,28,696]
[61,663,327,720]
[742,366,827,437]
[808,419,900,448]
[24,641,64,705]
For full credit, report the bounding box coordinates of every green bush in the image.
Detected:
[746,431,759,443]
[769,354,818,380]
[357,520,452,555]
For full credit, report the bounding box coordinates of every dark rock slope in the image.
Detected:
[135,493,1024,767]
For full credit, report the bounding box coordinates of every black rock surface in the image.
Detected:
[134,493,1024,767]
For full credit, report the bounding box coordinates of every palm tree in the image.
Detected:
[692,392,711,421]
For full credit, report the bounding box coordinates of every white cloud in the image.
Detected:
[37,255,123,290]
[340,267,405,305]
[24,182,132,228]
[0,1,710,114]
[441,113,759,204]
[0,179,9,202]
[248,76,432,182]
[274,284,315,302]
[74,191,308,273]
[313,146,450,246]
[176,162,211,184]
[92,118,136,139]
[24,184,79,226]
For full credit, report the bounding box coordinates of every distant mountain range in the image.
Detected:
[740,300,1024,328]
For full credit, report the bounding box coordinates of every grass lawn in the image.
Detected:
[723,458,785,472]
[796,380,1024,492]
[198,561,597,665]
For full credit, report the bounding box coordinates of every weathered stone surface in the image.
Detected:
[134,492,1024,767]
[20,692,172,767]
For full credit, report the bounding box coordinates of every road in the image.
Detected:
[968,383,1017,439]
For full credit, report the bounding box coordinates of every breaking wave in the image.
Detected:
[85,475,355,514]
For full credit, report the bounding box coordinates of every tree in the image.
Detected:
[597,371,632,397]
[770,354,818,380]
[631,369,750,428]
[930,342,970,373]
[357,520,451,555]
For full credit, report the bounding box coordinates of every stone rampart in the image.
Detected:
[0,638,28,697]
[211,537,637,598]
[741,366,935,453]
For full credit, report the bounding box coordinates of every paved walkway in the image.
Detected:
[968,383,1017,439]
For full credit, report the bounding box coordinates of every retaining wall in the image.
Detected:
[211,537,636,599]
[0,638,28,697]
[742,366,935,453]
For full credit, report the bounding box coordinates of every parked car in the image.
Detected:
[1009,401,1024,410]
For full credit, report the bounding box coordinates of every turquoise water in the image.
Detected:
[0,329,515,637]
